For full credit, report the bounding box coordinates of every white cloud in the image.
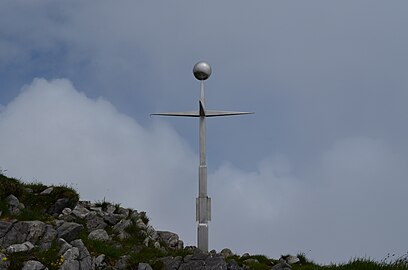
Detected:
[0,78,199,238]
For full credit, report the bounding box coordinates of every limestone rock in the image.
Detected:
[62,208,72,216]
[56,221,84,242]
[58,238,73,256]
[272,261,292,270]
[71,239,94,270]
[40,187,54,195]
[93,254,107,268]
[86,213,107,231]
[7,241,35,253]
[160,256,182,270]
[88,229,110,241]
[146,225,159,241]
[136,218,147,230]
[60,246,80,270]
[22,260,48,270]
[204,253,227,269]
[227,259,244,270]
[103,213,119,226]
[221,248,234,258]
[72,204,91,219]
[281,254,300,264]
[138,263,153,270]
[6,194,25,215]
[244,258,259,264]
[113,219,131,233]
[48,198,77,215]
[158,231,183,250]
[0,221,56,248]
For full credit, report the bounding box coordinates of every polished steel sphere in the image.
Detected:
[193,61,212,80]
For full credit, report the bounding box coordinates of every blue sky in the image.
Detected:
[1,1,408,264]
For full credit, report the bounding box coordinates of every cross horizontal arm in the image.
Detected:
[205,110,254,117]
[151,111,200,117]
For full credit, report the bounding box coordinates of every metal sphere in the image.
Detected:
[193,61,212,80]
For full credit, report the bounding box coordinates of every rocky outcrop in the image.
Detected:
[1,184,297,270]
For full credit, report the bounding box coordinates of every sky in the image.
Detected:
[0,0,407,264]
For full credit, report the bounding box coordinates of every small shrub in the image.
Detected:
[95,197,111,211]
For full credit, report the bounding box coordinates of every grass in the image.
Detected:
[0,172,79,221]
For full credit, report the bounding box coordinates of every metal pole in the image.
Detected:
[197,80,210,251]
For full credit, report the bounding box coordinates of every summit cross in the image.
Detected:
[151,62,253,252]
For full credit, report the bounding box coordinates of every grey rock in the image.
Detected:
[136,218,147,230]
[191,250,208,261]
[93,254,106,268]
[58,238,73,256]
[38,242,52,251]
[0,221,56,248]
[61,208,72,216]
[221,248,234,258]
[281,255,300,264]
[71,239,94,270]
[113,219,132,240]
[6,195,20,208]
[56,222,84,242]
[106,204,117,214]
[113,219,131,233]
[272,261,292,270]
[160,256,182,270]
[205,253,227,269]
[40,187,54,195]
[138,263,153,270]
[88,229,110,241]
[7,241,35,253]
[72,204,91,219]
[24,221,55,244]
[22,260,48,270]
[227,259,243,270]
[0,220,15,241]
[86,213,107,231]
[60,246,80,270]
[103,213,119,226]
[158,231,182,249]
[7,194,24,215]
[89,206,103,213]
[178,260,205,270]
[115,255,129,269]
[116,207,130,218]
[48,198,77,215]
[146,225,159,241]
[143,237,150,247]
[243,258,259,264]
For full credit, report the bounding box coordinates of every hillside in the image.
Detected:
[1,172,407,270]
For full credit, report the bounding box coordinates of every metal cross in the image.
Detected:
[152,62,253,252]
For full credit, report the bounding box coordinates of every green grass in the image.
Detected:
[0,172,79,221]
[127,247,166,268]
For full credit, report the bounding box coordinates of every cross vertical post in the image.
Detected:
[151,62,253,252]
